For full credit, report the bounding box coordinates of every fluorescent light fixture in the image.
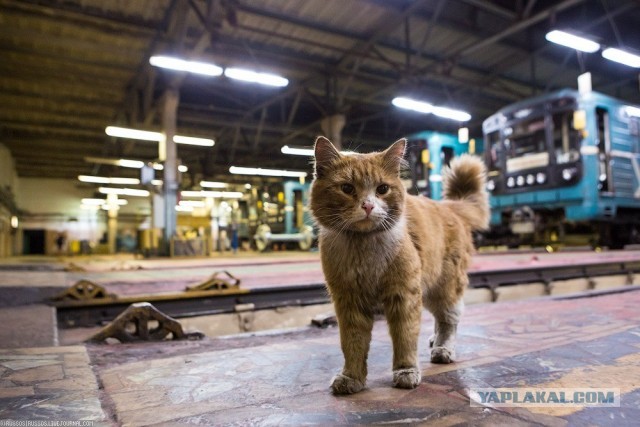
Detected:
[200,181,228,188]
[229,166,308,178]
[98,187,150,197]
[151,179,163,186]
[173,135,214,147]
[281,145,354,156]
[86,156,189,173]
[149,55,223,76]
[392,97,471,122]
[545,30,600,53]
[175,205,194,212]
[78,175,140,185]
[602,47,640,68]
[181,190,244,198]
[432,106,472,122]
[106,126,214,147]
[119,159,146,168]
[152,163,189,172]
[106,126,161,141]
[392,97,433,114]
[85,157,145,169]
[281,145,314,156]
[224,67,289,87]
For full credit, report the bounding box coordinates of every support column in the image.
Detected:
[106,193,118,254]
[159,89,179,255]
[320,114,346,150]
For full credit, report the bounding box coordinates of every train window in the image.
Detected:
[596,107,611,192]
[552,111,581,164]
[504,116,549,172]
[486,131,501,174]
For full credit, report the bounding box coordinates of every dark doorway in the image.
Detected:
[23,229,45,255]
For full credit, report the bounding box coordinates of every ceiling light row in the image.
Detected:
[229,166,307,178]
[280,145,356,157]
[545,30,640,68]
[392,97,472,122]
[86,157,189,173]
[150,55,289,87]
[106,126,214,147]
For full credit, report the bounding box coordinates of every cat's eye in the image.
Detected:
[376,184,390,195]
[341,183,355,195]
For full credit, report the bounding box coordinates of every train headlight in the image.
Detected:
[526,174,535,185]
[562,167,577,181]
[536,172,546,184]
[507,177,515,188]
[516,175,525,186]
[486,180,496,191]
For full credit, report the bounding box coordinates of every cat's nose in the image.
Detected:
[362,201,374,216]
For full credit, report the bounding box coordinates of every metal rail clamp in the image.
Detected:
[51,279,115,301]
[185,270,241,292]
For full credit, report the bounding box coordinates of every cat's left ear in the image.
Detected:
[382,138,407,173]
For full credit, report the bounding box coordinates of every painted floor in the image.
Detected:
[1,287,640,425]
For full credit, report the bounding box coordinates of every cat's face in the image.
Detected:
[310,137,407,234]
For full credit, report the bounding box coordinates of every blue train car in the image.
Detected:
[482,89,640,248]
[405,130,483,199]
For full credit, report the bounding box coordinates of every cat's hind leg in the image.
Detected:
[428,300,463,364]
[428,322,438,348]
[383,288,423,389]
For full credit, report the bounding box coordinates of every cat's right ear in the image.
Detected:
[314,136,341,178]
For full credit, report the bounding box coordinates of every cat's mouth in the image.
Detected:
[351,216,381,232]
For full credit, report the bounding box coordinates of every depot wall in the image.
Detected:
[15,178,151,256]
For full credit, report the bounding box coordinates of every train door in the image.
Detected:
[23,229,45,254]
[293,189,304,232]
[407,139,431,197]
[441,146,454,167]
[596,107,612,193]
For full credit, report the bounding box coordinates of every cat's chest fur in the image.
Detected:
[319,219,406,292]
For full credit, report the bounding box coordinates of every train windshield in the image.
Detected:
[503,110,581,173]
[504,116,548,173]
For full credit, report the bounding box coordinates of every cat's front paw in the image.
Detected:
[392,367,421,389]
[430,346,455,364]
[330,373,365,395]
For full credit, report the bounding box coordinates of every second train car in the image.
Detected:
[405,130,483,199]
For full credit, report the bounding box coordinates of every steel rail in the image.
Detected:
[53,259,640,328]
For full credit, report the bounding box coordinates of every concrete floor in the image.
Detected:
[1,287,640,425]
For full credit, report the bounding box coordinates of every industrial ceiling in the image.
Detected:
[1,0,639,185]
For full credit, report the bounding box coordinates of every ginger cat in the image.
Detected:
[310,136,489,395]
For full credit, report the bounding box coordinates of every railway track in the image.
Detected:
[52,258,640,328]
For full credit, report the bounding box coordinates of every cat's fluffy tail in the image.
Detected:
[442,154,490,231]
